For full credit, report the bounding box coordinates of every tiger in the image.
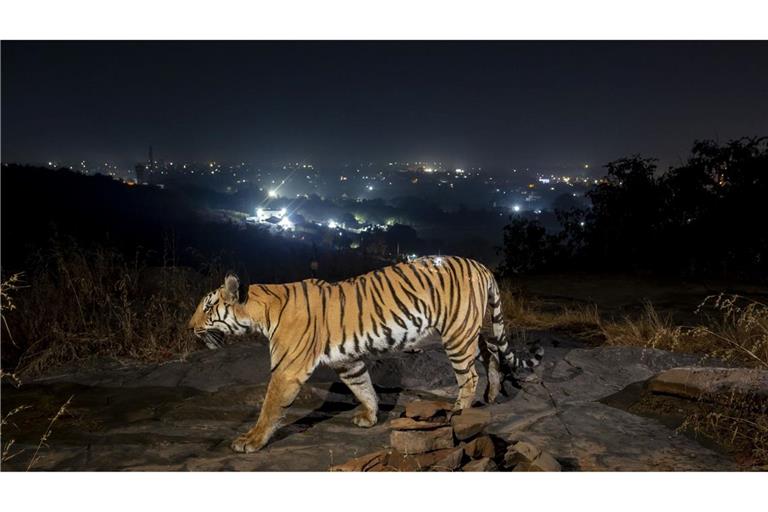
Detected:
[188,255,543,453]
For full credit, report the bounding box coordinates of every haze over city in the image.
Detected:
[3,41,767,172]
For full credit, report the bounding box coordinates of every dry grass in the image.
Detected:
[1,240,221,377]
[499,284,603,340]
[600,295,768,369]
[500,283,768,369]
[680,394,768,468]
[0,368,74,471]
[23,395,73,471]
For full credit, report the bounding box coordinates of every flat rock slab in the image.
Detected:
[403,399,453,420]
[2,333,738,471]
[647,367,768,403]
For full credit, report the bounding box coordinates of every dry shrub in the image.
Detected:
[499,283,602,341]
[680,392,768,468]
[500,283,768,369]
[1,239,221,377]
[601,295,768,369]
[691,294,768,369]
[600,303,688,350]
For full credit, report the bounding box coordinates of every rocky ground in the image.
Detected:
[0,333,749,471]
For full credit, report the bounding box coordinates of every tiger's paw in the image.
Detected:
[231,434,264,453]
[352,409,378,428]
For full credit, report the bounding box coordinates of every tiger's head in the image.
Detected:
[188,273,253,349]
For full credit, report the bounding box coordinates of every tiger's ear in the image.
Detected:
[223,273,240,302]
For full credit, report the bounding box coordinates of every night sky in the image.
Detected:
[2,41,767,171]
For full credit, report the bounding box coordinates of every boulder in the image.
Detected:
[450,407,491,440]
[389,417,447,431]
[390,426,454,454]
[647,367,768,404]
[462,457,497,471]
[463,435,496,459]
[404,400,454,420]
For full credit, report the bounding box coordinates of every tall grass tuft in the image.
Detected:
[499,283,768,369]
[1,239,222,377]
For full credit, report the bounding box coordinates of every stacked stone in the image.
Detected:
[331,399,561,472]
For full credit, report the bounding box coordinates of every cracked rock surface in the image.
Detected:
[2,335,735,471]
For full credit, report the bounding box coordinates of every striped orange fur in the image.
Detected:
[188,256,541,453]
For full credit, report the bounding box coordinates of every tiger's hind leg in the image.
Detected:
[334,360,378,428]
[443,333,480,410]
[478,333,502,404]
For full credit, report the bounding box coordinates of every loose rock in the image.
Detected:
[504,440,542,466]
[529,451,561,471]
[463,435,496,459]
[462,457,497,471]
[389,417,447,431]
[404,400,454,420]
[451,407,491,440]
[430,447,465,471]
[390,426,454,454]
[387,447,462,471]
[504,441,561,471]
[330,450,391,472]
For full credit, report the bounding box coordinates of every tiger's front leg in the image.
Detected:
[231,371,306,453]
[334,360,378,428]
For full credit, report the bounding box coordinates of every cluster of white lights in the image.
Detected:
[512,205,521,213]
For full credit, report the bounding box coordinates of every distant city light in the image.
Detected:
[268,189,278,198]
[455,168,464,174]
[424,167,434,173]
[328,220,338,229]
[278,217,294,231]
[512,205,521,212]
[580,221,586,227]
[367,185,374,191]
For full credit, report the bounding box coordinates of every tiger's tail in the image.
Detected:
[487,277,544,373]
